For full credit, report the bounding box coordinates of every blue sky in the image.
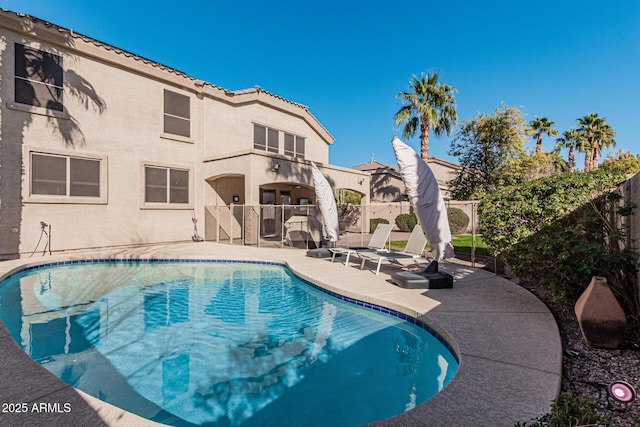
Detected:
[5,0,639,168]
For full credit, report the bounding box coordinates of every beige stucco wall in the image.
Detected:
[426,159,460,198]
[203,152,369,206]
[370,173,405,202]
[366,200,478,234]
[2,31,201,255]
[0,10,361,258]
[427,160,458,184]
[364,158,460,203]
[201,101,329,163]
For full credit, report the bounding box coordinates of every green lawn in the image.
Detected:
[390,234,490,256]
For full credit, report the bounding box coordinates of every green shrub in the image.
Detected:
[395,213,417,232]
[514,392,612,427]
[370,218,389,233]
[447,208,470,235]
[479,169,639,319]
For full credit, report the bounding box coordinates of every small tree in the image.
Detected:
[335,189,362,230]
[449,103,527,199]
[496,152,567,186]
[600,150,640,175]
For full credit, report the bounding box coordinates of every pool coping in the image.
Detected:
[0,243,562,427]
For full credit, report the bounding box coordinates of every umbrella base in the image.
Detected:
[391,271,454,289]
[306,248,333,258]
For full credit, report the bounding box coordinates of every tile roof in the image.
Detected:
[351,160,398,171]
[2,8,309,111]
[426,156,462,170]
[352,157,460,173]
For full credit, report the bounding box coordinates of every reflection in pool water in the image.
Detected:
[0,261,458,427]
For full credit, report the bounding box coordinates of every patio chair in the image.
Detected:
[357,224,427,275]
[330,223,393,266]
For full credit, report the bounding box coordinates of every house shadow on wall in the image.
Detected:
[370,173,404,202]
[0,24,106,260]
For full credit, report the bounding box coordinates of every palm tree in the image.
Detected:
[394,72,457,161]
[529,117,558,154]
[577,113,601,171]
[576,113,616,171]
[591,123,616,170]
[555,129,585,172]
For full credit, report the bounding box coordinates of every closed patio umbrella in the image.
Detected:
[391,136,454,263]
[311,161,340,245]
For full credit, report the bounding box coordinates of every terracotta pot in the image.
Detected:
[574,276,627,349]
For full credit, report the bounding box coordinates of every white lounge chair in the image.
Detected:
[358,224,427,275]
[330,223,393,266]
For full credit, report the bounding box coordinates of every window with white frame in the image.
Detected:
[145,166,189,204]
[163,90,190,138]
[253,124,279,153]
[284,133,305,159]
[31,153,101,197]
[15,43,64,112]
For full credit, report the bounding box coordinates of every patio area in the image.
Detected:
[0,242,562,427]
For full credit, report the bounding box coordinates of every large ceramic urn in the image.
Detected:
[574,276,627,349]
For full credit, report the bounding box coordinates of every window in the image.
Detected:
[254,124,266,150]
[31,153,100,197]
[284,133,294,156]
[285,133,305,159]
[29,309,100,359]
[144,287,189,331]
[295,136,305,159]
[253,124,279,153]
[164,90,190,137]
[15,43,64,112]
[267,128,278,153]
[145,166,189,204]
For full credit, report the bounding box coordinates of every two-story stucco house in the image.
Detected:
[0,9,370,259]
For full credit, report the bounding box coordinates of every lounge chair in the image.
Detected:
[357,224,427,275]
[330,223,393,266]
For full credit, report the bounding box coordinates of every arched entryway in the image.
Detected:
[204,174,245,243]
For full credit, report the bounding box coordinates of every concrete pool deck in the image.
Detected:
[0,242,562,427]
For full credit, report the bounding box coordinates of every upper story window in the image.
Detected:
[145,166,189,204]
[15,43,64,112]
[284,133,305,159]
[253,124,279,153]
[31,153,101,197]
[163,90,190,138]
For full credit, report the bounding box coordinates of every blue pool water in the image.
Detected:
[0,260,458,426]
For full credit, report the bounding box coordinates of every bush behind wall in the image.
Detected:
[395,209,470,235]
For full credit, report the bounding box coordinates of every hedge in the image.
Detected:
[479,169,639,318]
[370,218,389,233]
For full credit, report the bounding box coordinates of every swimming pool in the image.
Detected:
[0,259,458,426]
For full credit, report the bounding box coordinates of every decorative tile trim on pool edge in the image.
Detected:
[1,258,459,363]
[296,273,460,363]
